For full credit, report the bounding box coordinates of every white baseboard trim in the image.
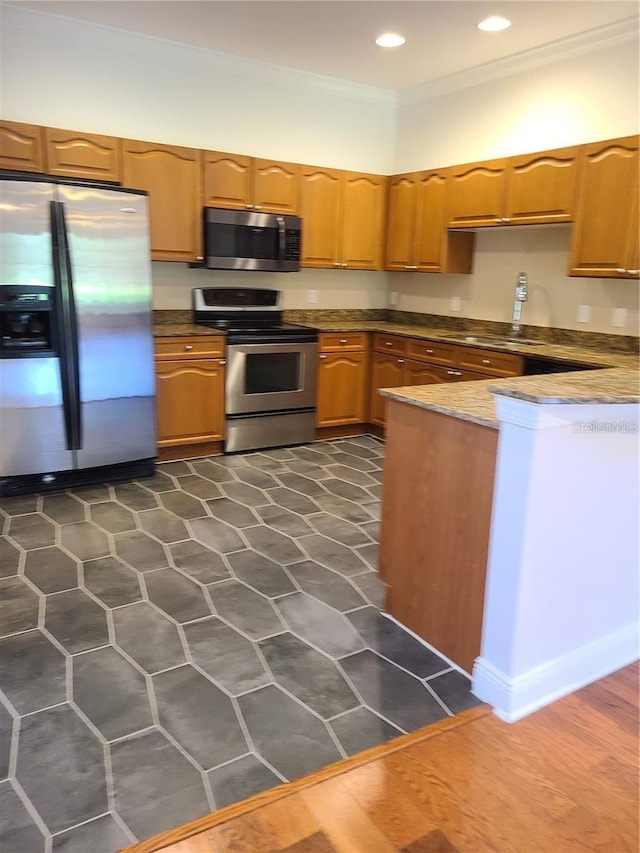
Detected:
[472,622,639,723]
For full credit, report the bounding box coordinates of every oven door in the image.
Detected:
[226,341,317,415]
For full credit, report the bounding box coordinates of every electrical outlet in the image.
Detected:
[576,304,591,323]
[450,296,461,312]
[389,291,398,306]
[308,290,318,304]
[612,307,627,327]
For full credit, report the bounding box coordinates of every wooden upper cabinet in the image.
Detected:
[122,140,202,263]
[0,120,45,172]
[44,128,122,182]
[300,166,342,267]
[386,169,474,273]
[202,151,251,209]
[202,152,299,213]
[385,173,419,269]
[300,167,386,269]
[252,159,300,213]
[505,146,580,225]
[447,159,508,227]
[569,136,639,278]
[341,172,386,269]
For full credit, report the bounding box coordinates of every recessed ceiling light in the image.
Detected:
[477,16,511,32]
[375,33,406,48]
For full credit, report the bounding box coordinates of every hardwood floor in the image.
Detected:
[122,664,639,853]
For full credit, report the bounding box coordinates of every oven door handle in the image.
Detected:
[277,216,285,263]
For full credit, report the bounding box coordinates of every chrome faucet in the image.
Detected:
[511,272,528,337]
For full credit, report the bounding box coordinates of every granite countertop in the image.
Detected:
[381,367,639,429]
[153,322,225,338]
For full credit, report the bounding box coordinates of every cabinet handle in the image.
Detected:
[245,204,253,209]
[502,217,510,223]
[219,359,226,366]
[333,262,341,268]
[425,348,434,354]
[615,268,626,273]
[254,205,261,210]
[196,256,203,261]
[341,263,348,268]
[446,369,462,376]
[319,354,328,359]
[339,339,347,344]
[397,358,405,364]
[184,345,193,351]
[385,341,393,347]
[481,358,491,365]
[627,269,638,275]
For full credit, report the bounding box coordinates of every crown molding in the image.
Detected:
[399,16,640,105]
[0,3,396,107]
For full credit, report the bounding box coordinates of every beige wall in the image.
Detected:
[388,227,640,337]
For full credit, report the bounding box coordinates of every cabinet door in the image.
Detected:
[369,352,405,426]
[155,359,224,446]
[341,172,386,270]
[44,128,122,182]
[569,136,639,278]
[316,351,367,427]
[202,151,251,210]
[403,359,446,386]
[385,173,419,270]
[122,140,202,262]
[414,170,449,272]
[447,159,508,227]
[0,121,45,172]
[253,159,300,213]
[505,146,580,225]
[300,167,343,267]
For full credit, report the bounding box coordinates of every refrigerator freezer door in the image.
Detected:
[58,184,156,468]
[0,179,74,477]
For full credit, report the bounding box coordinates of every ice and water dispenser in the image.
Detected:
[0,285,56,357]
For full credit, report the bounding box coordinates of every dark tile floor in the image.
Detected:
[0,436,481,853]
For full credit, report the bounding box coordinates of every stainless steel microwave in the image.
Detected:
[202,207,302,272]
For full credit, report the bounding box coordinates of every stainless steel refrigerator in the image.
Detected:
[0,174,156,496]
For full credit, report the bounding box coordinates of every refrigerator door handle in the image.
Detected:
[51,200,82,451]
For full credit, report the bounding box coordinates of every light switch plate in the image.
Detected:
[576,304,591,323]
[389,291,398,306]
[308,290,318,304]
[611,307,627,327]
[450,296,461,312]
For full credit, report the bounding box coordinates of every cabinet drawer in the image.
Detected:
[456,346,523,377]
[373,333,407,356]
[405,338,456,366]
[154,336,225,360]
[319,332,368,352]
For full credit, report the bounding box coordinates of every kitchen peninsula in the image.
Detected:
[378,366,639,721]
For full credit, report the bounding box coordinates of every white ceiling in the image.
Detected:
[11,1,640,92]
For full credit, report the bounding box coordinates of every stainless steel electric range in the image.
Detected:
[193,287,318,453]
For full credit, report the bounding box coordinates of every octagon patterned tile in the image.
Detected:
[227,550,296,597]
[298,533,370,577]
[0,577,40,637]
[177,474,222,500]
[205,497,259,528]
[41,494,86,525]
[183,617,268,695]
[220,481,270,508]
[286,561,366,612]
[207,755,280,809]
[267,487,319,515]
[254,505,313,538]
[60,521,110,561]
[144,569,212,623]
[158,490,208,520]
[138,509,189,544]
[329,706,402,756]
[325,464,376,487]
[322,451,378,472]
[242,526,304,565]
[320,478,373,504]
[188,517,245,554]
[233,467,279,489]
[308,513,371,547]
[8,513,56,550]
[190,460,235,483]
[0,494,38,516]
[51,814,131,853]
[274,471,328,496]
[153,664,248,769]
[89,501,137,534]
[137,471,176,493]
[24,546,78,593]
[113,483,158,511]
[0,538,21,578]
[0,629,66,714]
[0,705,12,781]
[112,603,186,674]
[168,540,230,584]
[72,646,153,741]
[0,780,46,853]
[208,581,284,640]
[311,492,374,524]
[113,530,169,572]
[274,592,363,658]
[45,589,109,654]
[82,556,143,608]
[16,704,108,834]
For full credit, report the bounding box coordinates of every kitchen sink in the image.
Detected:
[442,334,543,348]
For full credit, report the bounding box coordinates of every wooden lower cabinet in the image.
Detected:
[316,332,368,428]
[379,399,498,673]
[154,336,225,456]
[369,352,405,425]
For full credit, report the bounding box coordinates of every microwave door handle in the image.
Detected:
[276,216,285,262]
